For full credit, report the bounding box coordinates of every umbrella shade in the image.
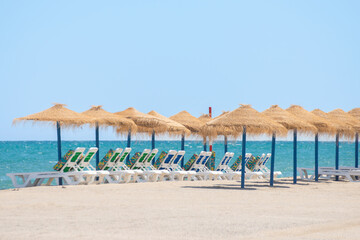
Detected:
[169,110,205,133]
[203,104,288,138]
[312,109,355,138]
[115,107,168,134]
[286,105,336,135]
[13,103,95,126]
[263,105,317,133]
[148,110,190,136]
[82,105,137,133]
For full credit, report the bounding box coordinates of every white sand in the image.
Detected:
[0,178,359,240]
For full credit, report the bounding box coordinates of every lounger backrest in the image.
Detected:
[76,147,98,170]
[169,150,185,170]
[143,149,159,168]
[116,148,132,166]
[216,152,232,171]
[61,147,86,172]
[103,148,123,170]
[225,153,234,166]
[190,151,211,171]
[158,150,177,170]
[261,153,271,167]
[131,149,151,169]
[234,153,252,171]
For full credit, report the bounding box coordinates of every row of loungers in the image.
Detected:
[7,147,281,188]
[298,167,360,182]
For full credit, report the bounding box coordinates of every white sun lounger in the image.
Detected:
[189,151,213,180]
[6,147,95,188]
[73,147,109,184]
[140,149,165,182]
[233,153,263,179]
[104,148,137,183]
[298,166,360,181]
[214,152,239,180]
[101,148,123,171]
[168,151,196,181]
[253,153,282,179]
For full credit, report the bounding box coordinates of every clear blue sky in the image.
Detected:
[1,1,359,140]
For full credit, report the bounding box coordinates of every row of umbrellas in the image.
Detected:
[14,104,360,188]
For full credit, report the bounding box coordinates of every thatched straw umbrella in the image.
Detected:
[263,105,317,184]
[148,111,191,167]
[203,104,287,188]
[115,107,168,151]
[326,109,360,176]
[348,108,360,168]
[286,105,336,181]
[82,106,137,166]
[13,103,95,183]
[170,110,207,154]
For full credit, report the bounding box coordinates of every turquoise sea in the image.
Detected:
[0,140,358,189]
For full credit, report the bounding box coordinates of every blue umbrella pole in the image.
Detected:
[270,132,276,187]
[224,136,228,153]
[126,129,131,164]
[181,133,185,168]
[203,137,207,151]
[241,126,246,189]
[315,133,319,182]
[293,129,297,184]
[95,123,100,167]
[56,121,62,186]
[355,133,358,168]
[151,130,155,165]
[335,133,339,181]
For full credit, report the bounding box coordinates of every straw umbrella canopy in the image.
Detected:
[203,105,287,138]
[170,111,205,134]
[286,105,336,135]
[148,111,190,136]
[13,103,95,180]
[203,104,288,188]
[198,114,212,124]
[286,105,336,181]
[82,105,137,166]
[263,105,317,184]
[14,103,95,127]
[348,108,360,168]
[311,109,355,138]
[348,108,360,121]
[115,107,168,150]
[170,110,208,153]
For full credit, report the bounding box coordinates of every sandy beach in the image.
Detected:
[0,178,359,239]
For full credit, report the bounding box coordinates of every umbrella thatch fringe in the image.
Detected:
[263,105,318,134]
[286,105,337,135]
[169,110,205,134]
[202,104,288,139]
[82,105,137,133]
[312,109,355,139]
[13,103,95,127]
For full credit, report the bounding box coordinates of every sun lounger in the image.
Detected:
[298,166,360,181]
[253,153,281,179]
[140,149,165,182]
[232,153,263,179]
[158,150,195,181]
[104,148,137,183]
[188,151,214,180]
[101,148,123,171]
[6,147,94,188]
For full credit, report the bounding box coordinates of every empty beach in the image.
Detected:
[0,178,359,240]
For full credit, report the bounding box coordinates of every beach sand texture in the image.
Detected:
[0,178,359,240]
